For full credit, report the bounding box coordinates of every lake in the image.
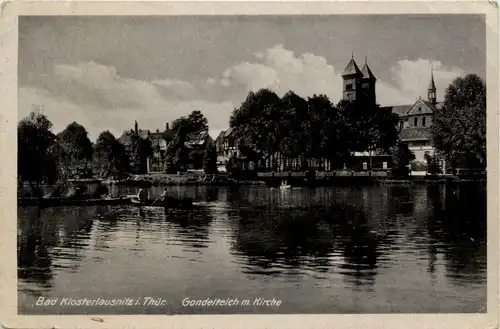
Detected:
[17,184,487,314]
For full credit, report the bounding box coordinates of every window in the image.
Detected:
[414,117,418,127]
[422,117,426,127]
[382,162,388,170]
[346,83,353,91]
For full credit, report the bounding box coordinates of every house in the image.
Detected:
[117,121,151,152]
[184,131,214,170]
[215,128,238,165]
[118,121,175,173]
[148,123,174,173]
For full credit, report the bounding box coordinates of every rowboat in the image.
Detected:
[130,196,194,208]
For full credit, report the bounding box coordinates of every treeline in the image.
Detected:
[17,109,218,194]
[228,89,403,171]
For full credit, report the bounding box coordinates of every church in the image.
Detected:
[341,55,445,173]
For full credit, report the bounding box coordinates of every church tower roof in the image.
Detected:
[342,56,362,76]
[428,69,436,90]
[360,57,376,80]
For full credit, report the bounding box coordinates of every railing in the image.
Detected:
[257,171,389,178]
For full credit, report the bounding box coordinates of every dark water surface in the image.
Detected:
[18,184,486,314]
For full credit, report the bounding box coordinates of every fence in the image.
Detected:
[257,171,389,178]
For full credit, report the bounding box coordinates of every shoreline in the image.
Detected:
[102,173,486,187]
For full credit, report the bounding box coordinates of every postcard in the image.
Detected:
[0,1,498,328]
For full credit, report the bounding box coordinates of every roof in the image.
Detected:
[342,58,362,76]
[406,99,435,116]
[382,105,412,116]
[400,127,432,141]
[360,63,376,80]
[215,128,235,142]
[185,131,213,146]
[382,100,443,118]
[118,129,151,146]
[428,71,436,90]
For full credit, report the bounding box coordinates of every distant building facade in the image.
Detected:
[118,121,173,173]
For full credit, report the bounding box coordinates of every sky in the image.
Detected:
[18,15,486,141]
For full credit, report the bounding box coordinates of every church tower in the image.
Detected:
[342,54,363,102]
[360,56,377,105]
[428,68,437,105]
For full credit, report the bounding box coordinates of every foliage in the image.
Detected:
[165,133,188,173]
[390,142,415,176]
[94,131,130,179]
[129,134,153,174]
[203,140,219,174]
[225,153,238,173]
[18,110,57,196]
[167,110,209,171]
[171,110,208,136]
[56,122,94,179]
[424,153,442,176]
[431,74,486,169]
[229,88,400,171]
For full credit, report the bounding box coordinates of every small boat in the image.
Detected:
[280,181,291,189]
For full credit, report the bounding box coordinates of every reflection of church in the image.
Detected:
[342,55,445,172]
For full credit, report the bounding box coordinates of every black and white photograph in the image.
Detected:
[4,2,497,324]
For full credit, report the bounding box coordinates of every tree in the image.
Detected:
[165,133,188,173]
[94,131,130,179]
[203,140,218,174]
[171,110,208,137]
[56,122,94,179]
[390,141,415,177]
[431,74,486,169]
[18,110,57,197]
[424,152,442,176]
[230,89,282,170]
[130,134,153,174]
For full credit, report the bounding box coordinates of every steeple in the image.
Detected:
[428,68,437,105]
[341,55,363,102]
[360,57,376,81]
[342,57,362,77]
[134,120,138,135]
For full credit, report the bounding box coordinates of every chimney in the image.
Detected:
[134,120,138,135]
[165,122,170,131]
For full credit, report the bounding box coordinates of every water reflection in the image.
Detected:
[18,184,487,314]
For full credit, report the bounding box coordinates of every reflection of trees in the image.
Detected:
[231,202,381,284]
[18,206,96,289]
[18,207,54,288]
[426,184,487,284]
[163,206,214,250]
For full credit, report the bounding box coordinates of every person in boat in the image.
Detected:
[136,188,148,204]
[150,188,168,206]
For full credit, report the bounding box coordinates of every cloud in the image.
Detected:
[20,62,234,141]
[20,47,466,143]
[390,59,465,103]
[218,44,465,106]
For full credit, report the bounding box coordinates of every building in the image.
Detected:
[183,131,214,170]
[215,128,237,165]
[381,70,445,173]
[341,54,443,173]
[118,121,174,173]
